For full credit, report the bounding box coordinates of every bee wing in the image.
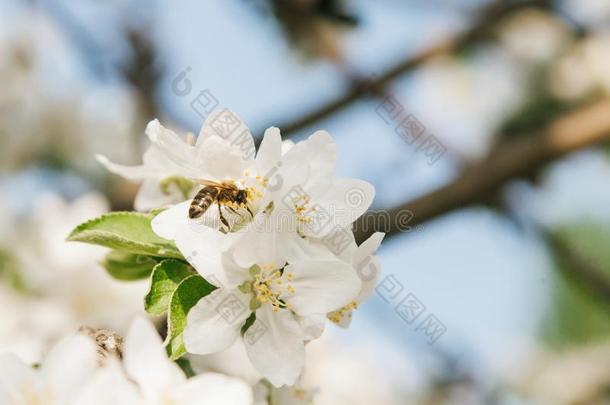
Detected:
[193,179,233,189]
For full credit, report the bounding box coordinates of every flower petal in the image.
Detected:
[174,225,226,279]
[171,372,253,405]
[244,307,304,387]
[197,137,250,181]
[286,130,336,198]
[134,179,185,212]
[188,340,262,385]
[231,210,295,268]
[183,288,250,355]
[197,109,255,166]
[96,154,149,181]
[296,314,326,341]
[282,259,361,315]
[40,334,99,404]
[352,232,385,303]
[355,256,382,303]
[146,119,200,178]
[352,232,385,266]
[0,353,39,404]
[255,127,282,176]
[123,317,185,399]
[151,201,190,240]
[73,360,142,405]
[306,178,374,237]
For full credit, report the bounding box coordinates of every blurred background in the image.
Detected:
[1,0,609,403]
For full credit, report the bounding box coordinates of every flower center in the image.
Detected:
[159,176,195,199]
[328,301,358,324]
[242,170,268,207]
[241,264,296,313]
[287,189,321,230]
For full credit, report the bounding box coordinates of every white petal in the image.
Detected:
[351,232,385,303]
[170,373,253,405]
[73,360,143,405]
[151,200,190,240]
[124,317,185,399]
[198,110,255,163]
[231,210,295,268]
[134,178,185,212]
[286,130,336,198]
[352,232,385,266]
[188,340,262,385]
[281,139,295,154]
[197,136,250,180]
[308,178,375,236]
[316,226,356,264]
[282,260,361,315]
[255,127,282,175]
[146,119,200,178]
[183,288,250,355]
[96,154,150,181]
[0,353,40,404]
[244,307,304,387]
[329,308,354,329]
[296,314,326,340]
[174,225,225,279]
[40,334,99,404]
[355,256,382,303]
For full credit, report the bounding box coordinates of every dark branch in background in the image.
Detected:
[121,30,163,129]
[544,232,610,305]
[353,100,610,243]
[255,0,552,140]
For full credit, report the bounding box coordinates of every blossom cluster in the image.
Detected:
[66,109,384,394]
[0,317,252,405]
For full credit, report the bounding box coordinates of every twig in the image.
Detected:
[353,99,610,243]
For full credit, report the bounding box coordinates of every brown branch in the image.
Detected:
[256,0,551,139]
[353,99,610,243]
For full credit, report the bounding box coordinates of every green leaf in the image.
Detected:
[543,223,610,346]
[165,275,217,360]
[101,251,158,281]
[145,259,195,316]
[0,249,26,292]
[67,212,182,258]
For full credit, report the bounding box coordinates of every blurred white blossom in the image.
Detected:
[0,332,100,405]
[0,193,146,362]
[549,33,610,100]
[77,317,253,405]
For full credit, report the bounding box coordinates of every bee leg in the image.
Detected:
[245,205,254,218]
[218,203,230,230]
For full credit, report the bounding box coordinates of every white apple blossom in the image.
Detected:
[97,109,283,216]
[150,113,374,242]
[145,112,381,387]
[0,193,146,363]
[172,219,361,387]
[76,317,253,405]
[0,332,100,405]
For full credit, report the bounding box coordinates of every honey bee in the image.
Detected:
[189,180,252,229]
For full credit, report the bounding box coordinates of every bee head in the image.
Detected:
[235,189,248,205]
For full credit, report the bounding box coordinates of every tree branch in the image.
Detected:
[256,0,551,139]
[353,99,610,243]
